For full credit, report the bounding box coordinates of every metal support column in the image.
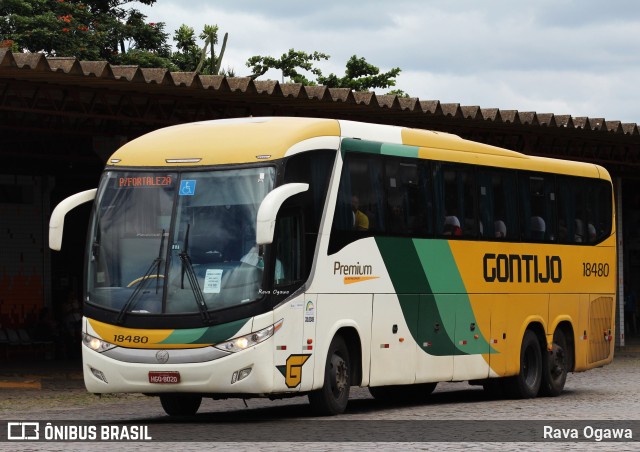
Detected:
[616,177,625,347]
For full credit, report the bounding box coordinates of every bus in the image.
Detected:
[49,117,616,416]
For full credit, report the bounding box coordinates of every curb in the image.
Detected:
[616,346,640,353]
[0,369,83,390]
[0,378,42,389]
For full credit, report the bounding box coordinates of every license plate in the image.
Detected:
[148,371,180,384]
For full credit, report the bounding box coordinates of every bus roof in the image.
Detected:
[107,117,609,180]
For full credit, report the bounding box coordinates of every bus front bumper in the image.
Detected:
[81,342,275,395]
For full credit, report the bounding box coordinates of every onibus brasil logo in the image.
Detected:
[7,421,152,441]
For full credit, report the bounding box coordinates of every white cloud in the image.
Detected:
[133,0,640,122]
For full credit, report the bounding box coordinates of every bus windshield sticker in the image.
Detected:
[118,176,173,187]
[203,269,223,293]
[179,180,197,196]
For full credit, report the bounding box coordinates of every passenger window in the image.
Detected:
[385,160,429,235]
[329,154,384,253]
[479,169,518,240]
[588,180,613,243]
[434,163,479,238]
[557,176,587,244]
[519,173,556,242]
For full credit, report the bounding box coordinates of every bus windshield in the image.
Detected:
[87,167,276,317]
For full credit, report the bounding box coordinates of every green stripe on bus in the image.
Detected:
[376,237,495,356]
[341,139,420,159]
[375,237,458,356]
[380,143,419,158]
[376,237,431,293]
[158,318,249,345]
[413,240,468,294]
[341,138,382,154]
[413,239,494,355]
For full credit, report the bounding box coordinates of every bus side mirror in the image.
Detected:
[256,183,308,245]
[49,188,97,251]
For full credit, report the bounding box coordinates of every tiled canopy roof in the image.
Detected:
[1,49,638,136]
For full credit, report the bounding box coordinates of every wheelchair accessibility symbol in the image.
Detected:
[179,180,196,196]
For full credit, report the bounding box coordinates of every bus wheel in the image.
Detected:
[160,394,202,416]
[309,335,350,415]
[540,328,569,397]
[506,329,542,399]
[369,383,437,403]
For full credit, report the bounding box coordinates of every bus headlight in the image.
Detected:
[82,332,116,352]
[214,319,283,353]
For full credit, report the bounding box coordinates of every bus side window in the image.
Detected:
[434,163,478,238]
[273,213,302,287]
[519,173,556,242]
[557,176,586,244]
[588,180,613,243]
[385,159,423,235]
[479,168,518,240]
[284,149,335,274]
[329,154,384,254]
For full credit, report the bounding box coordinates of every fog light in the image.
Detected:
[231,367,252,384]
[238,367,252,381]
[90,367,108,383]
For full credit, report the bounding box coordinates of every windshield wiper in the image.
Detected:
[116,229,165,325]
[179,224,212,324]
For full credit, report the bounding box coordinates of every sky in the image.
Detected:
[133,0,640,123]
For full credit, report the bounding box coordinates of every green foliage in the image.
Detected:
[0,0,170,67]
[119,49,176,70]
[317,55,401,91]
[247,49,330,84]
[386,89,410,98]
[170,23,229,75]
[1,1,404,92]
[171,24,200,71]
[195,24,227,75]
[246,50,404,93]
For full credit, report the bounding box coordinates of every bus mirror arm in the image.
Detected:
[49,188,97,251]
[256,183,309,245]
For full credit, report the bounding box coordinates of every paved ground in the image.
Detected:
[1,352,639,419]
[0,347,638,450]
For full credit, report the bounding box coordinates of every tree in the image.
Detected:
[169,23,231,75]
[195,24,228,75]
[247,49,330,84]
[246,51,404,93]
[0,0,173,68]
[171,24,200,71]
[317,55,401,92]
[386,89,410,98]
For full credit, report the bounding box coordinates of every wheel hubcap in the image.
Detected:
[550,344,565,378]
[330,354,348,397]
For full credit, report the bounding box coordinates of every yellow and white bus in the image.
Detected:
[50,117,616,416]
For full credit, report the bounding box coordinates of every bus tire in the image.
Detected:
[160,394,202,416]
[369,383,437,403]
[506,329,542,399]
[540,328,569,397]
[308,335,350,415]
